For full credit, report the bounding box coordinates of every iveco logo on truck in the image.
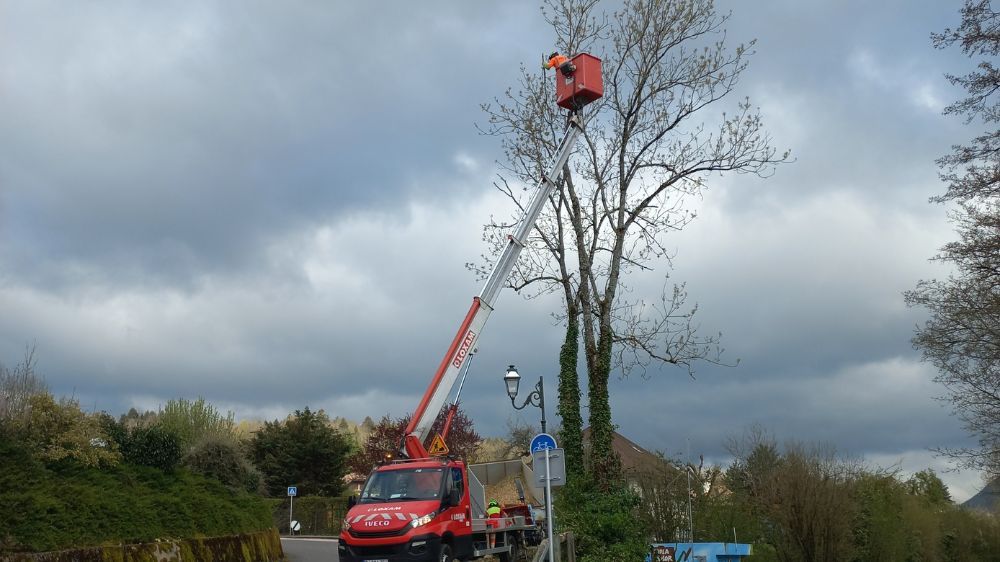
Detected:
[366,520,390,527]
[451,330,476,368]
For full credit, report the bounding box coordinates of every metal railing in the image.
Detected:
[531,531,576,562]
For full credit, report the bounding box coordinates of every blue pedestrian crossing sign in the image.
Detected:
[530,432,557,452]
[287,486,297,497]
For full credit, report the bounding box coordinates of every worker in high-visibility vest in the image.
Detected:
[543,51,576,76]
[486,499,502,548]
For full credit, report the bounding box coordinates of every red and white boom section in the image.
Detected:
[402,113,585,459]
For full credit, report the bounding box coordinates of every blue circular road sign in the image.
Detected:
[530,433,558,452]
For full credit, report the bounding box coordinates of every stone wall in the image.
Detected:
[0,528,283,562]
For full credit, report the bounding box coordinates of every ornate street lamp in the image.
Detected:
[503,364,546,433]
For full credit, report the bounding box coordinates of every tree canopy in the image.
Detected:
[906,0,1000,476]
[478,0,786,489]
[347,407,482,475]
[249,407,352,497]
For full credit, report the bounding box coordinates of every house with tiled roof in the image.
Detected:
[581,427,684,487]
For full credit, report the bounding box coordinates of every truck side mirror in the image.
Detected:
[347,495,358,508]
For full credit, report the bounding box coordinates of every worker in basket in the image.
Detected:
[543,51,576,76]
[486,499,503,548]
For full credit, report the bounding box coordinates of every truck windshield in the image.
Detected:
[360,467,445,503]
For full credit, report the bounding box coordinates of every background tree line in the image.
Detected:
[0,350,493,547]
[0,348,273,552]
[7,346,1000,560]
[0,355,485,499]
[628,427,1000,562]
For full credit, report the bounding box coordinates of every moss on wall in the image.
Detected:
[0,529,282,562]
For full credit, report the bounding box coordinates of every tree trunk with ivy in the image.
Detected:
[585,326,621,484]
[557,310,584,479]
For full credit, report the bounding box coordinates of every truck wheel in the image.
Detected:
[439,543,457,562]
[498,534,520,562]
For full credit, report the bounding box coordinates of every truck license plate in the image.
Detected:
[363,560,388,562]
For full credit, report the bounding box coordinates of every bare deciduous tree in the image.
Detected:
[0,344,46,425]
[475,0,787,487]
[906,0,1000,476]
[726,428,861,562]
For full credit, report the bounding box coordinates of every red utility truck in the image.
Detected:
[339,457,535,561]
[338,54,602,562]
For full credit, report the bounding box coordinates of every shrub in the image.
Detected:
[99,411,128,449]
[102,415,182,471]
[183,435,262,493]
[158,397,236,449]
[126,424,183,471]
[556,476,649,562]
[18,393,120,468]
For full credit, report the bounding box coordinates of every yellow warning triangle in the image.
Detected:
[428,433,450,456]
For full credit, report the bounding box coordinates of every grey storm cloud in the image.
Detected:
[0,0,986,500]
[0,1,542,289]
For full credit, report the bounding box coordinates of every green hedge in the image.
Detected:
[0,436,272,553]
[270,496,349,535]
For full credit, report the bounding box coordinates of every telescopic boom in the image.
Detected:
[402,51,604,460]
[402,114,585,459]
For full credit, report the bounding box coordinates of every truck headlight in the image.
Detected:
[409,513,434,528]
[342,518,352,531]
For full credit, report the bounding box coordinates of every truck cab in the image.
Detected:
[339,459,474,562]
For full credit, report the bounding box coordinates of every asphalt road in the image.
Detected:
[281,537,339,562]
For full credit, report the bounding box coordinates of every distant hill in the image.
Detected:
[962,479,1000,511]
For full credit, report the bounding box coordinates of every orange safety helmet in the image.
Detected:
[545,52,570,70]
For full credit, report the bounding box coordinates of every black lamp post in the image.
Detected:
[503,365,546,434]
[504,364,554,556]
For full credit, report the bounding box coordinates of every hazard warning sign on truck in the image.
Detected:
[428,433,449,456]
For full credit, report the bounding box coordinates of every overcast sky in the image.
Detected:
[0,1,985,500]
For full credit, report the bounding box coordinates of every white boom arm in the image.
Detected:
[403,114,585,458]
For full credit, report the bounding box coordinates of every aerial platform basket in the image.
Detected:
[556,53,603,110]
